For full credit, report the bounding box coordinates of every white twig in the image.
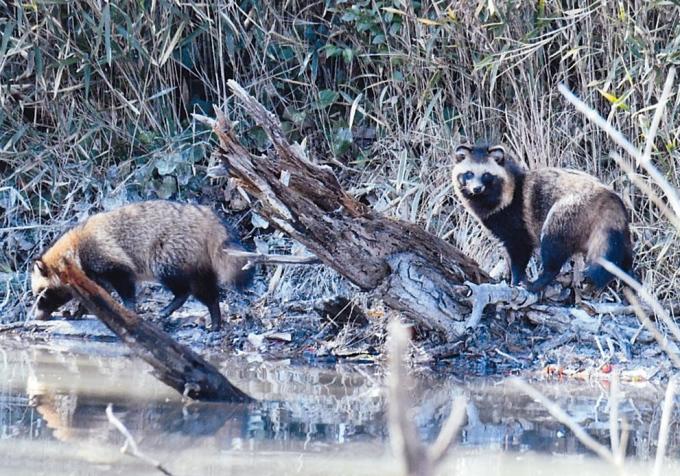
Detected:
[387,321,431,476]
[609,372,622,465]
[509,378,619,467]
[191,112,217,128]
[653,377,678,476]
[387,321,467,475]
[643,68,676,163]
[106,404,174,476]
[224,248,320,270]
[558,72,680,219]
[428,396,467,465]
[624,289,680,368]
[607,152,680,232]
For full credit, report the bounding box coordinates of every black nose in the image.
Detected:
[473,185,484,194]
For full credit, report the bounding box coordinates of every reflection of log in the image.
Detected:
[51,257,251,403]
[198,81,489,340]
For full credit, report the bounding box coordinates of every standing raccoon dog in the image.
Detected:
[451,143,633,292]
[31,201,252,330]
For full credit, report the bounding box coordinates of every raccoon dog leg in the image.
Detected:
[108,273,137,310]
[157,267,191,318]
[506,243,532,285]
[584,228,633,289]
[191,270,222,331]
[90,267,137,310]
[527,198,581,293]
[527,235,573,293]
[159,293,190,318]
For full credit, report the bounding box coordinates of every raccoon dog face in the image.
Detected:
[452,144,513,216]
[31,260,72,320]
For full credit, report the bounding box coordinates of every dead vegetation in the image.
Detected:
[0,1,680,380]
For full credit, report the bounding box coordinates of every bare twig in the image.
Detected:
[106,404,175,476]
[428,396,467,465]
[559,71,680,220]
[625,289,680,368]
[223,248,320,270]
[388,321,431,476]
[643,68,676,163]
[653,377,678,476]
[609,372,622,465]
[509,378,619,467]
[601,260,680,346]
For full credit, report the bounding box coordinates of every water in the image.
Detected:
[0,335,678,475]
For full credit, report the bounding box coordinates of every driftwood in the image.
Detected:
[197,80,488,340]
[50,257,251,403]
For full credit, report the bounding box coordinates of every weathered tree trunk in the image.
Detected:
[200,80,490,340]
[51,257,251,403]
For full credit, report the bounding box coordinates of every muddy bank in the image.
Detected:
[7,279,673,387]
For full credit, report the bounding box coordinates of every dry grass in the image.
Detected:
[1,1,679,322]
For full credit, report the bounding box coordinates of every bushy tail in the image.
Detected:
[209,227,255,291]
[584,228,634,289]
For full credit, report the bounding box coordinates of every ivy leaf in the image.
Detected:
[342,48,354,63]
[154,176,177,199]
[317,89,339,108]
[333,127,353,155]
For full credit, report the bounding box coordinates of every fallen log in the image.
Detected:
[50,256,251,403]
[196,80,489,340]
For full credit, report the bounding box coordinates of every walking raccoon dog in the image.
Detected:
[31,200,253,330]
[451,143,633,292]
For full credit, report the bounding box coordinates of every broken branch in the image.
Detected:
[202,80,489,340]
[51,255,252,403]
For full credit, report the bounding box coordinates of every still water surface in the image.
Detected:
[0,335,677,475]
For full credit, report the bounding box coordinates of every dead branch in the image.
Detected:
[462,281,538,328]
[197,80,489,340]
[51,256,252,403]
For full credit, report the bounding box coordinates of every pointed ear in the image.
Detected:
[488,145,505,166]
[34,259,49,277]
[454,144,471,163]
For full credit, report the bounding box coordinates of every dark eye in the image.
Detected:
[482,172,494,183]
[457,171,472,185]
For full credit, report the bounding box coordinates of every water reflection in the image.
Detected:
[0,336,679,475]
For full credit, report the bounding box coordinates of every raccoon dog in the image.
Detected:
[451,143,633,292]
[31,200,252,330]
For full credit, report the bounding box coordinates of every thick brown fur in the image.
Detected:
[31,200,252,330]
[452,143,634,292]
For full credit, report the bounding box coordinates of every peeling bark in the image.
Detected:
[198,80,489,340]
